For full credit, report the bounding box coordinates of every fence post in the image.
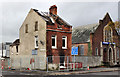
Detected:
[20,58,21,70]
[34,56,35,70]
[73,55,75,71]
[67,56,68,71]
[46,57,48,72]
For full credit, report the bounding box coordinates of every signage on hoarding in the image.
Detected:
[71,47,78,55]
[32,50,37,55]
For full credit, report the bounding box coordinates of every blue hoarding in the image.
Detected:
[71,47,78,55]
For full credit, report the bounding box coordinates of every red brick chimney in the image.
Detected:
[49,5,57,15]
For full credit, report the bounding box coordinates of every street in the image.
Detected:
[2,70,120,77]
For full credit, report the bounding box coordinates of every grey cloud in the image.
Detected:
[0,2,118,42]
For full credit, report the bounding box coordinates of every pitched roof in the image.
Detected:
[72,23,99,43]
[33,9,71,27]
[72,13,120,44]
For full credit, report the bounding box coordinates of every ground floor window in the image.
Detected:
[48,56,53,63]
[60,56,65,66]
[79,45,84,55]
[95,47,98,55]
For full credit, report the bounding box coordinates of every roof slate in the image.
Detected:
[72,23,99,43]
[33,9,71,27]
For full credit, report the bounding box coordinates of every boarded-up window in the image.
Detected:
[79,45,84,55]
[25,24,28,33]
[35,21,38,31]
[95,47,98,55]
[48,56,53,63]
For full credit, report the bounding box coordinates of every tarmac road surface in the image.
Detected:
[2,70,120,77]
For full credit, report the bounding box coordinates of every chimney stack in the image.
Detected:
[49,5,57,15]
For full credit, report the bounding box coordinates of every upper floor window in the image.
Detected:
[16,46,18,53]
[35,36,38,48]
[35,21,38,31]
[52,35,57,49]
[104,25,112,42]
[62,36,67,49]
[25,24,28,33]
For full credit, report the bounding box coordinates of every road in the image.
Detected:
[2,70,45,77]
[2,70,120,77]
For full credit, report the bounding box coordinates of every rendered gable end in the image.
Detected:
[19,8,46,56]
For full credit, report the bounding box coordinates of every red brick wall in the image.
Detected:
[46,23,72,63]
[92,13,120,64]
[72,43,88,56]
[92,14,112,55]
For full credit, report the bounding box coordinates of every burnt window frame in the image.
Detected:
[25,24,28,33]
[35,21,38,31]
[51,35,57,49]
[62,36,67,49]
[16,45,18,53]
[35,36,38,48]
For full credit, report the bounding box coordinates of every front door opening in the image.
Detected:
[109,48,112,62]
[103,48,107,62]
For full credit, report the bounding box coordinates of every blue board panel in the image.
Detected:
[71,47,78,55]
[102,42,109,45]
[102,42,115,45]
[32,50,37,55]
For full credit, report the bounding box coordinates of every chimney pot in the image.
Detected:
[49,5,57,15]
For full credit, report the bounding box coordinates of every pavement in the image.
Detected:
[48,67,120,75]
[2,66,120,76]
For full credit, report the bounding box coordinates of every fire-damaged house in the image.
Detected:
[10,5,72,69]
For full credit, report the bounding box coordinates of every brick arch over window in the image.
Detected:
[103,25,113,42]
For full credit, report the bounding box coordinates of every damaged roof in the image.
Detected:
[10,39,20,46]
[33,9,71,27]
[72,23,99,43]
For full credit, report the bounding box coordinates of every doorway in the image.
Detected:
[109,48,112,62]
[103,48,107,62]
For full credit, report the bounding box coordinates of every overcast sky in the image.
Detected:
[0,1,119,43]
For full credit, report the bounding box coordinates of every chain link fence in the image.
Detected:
[1,56,101,72]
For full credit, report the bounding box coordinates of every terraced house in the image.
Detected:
[10,5,72,70]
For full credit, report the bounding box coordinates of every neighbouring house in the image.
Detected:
[72,23,99,56]
[10,5,72,70]
[72,43,89,56]
[0,42,12,68]
[91,13,120,65]
[0,42,12,58]
[72,13,120,66]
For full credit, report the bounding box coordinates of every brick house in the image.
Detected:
[91,13,120,65]
[72,23,99,56]
[10,5,72,69]
[72,13,120,65]
[72,43,89,56]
